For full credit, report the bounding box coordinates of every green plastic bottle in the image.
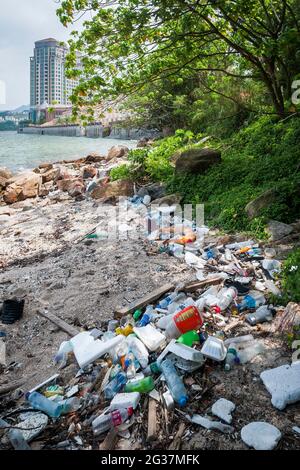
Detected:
[124,376,155,394]
[133,309,142,321]
[177,330,200,347]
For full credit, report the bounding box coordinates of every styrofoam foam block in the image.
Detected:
[260,362,300,410]
[211,398,236,424]
[241,422,281,450]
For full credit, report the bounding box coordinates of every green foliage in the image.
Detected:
[169,116,300,235]
[110,164,131,181]
[281,248,300,304]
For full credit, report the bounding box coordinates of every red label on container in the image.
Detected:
[173,306,203,334]
[111,410,122,427]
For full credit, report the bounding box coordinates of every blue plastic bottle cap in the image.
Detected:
[179,396,188,407]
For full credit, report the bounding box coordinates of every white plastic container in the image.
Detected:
[200,336,227,362]
[70,332,124,369]
[109,392,141,411]
[168,342,204,363]
[133,325,166,352]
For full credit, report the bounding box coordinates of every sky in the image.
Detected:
[0,0,84,110]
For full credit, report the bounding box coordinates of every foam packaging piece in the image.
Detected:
[241,422,282,450]
[211,398,236,424]
[200,336,227,361]
[260,362,300,410]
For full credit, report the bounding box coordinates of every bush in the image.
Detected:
[281,248,300,304]
[110,164,131,181]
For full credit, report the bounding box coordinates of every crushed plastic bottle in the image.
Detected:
[224,346,240,371]
[92,407,133,436]
[104,372,127,400]
[160,359,188,407]
[138,305,156,327]
[215,287,238,311]
[237,341,265,364]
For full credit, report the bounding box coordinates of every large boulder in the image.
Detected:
[82,165,98,180]
[245,190,277,219]
[175,147,221,174]
[3,172,42,204]
[266,220,293,241]
[151,193,182,206]
[0,167,13,180]
[107,145,129,161]
[42,168,61,184]
[57,178,84,198]
[91,179,134,200]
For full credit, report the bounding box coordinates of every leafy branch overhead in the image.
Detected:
[57,0,300,118]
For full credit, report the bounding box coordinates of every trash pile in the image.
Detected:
[2,209,300,451]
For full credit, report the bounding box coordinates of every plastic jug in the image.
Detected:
[92,407,133,436]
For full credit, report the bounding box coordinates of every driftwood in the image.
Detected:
[183,276,223,293]
[36,309,79,337]
[147,398,157,442]
[114,283,174,318]
[99,429,118,451]
[168,422,186,450]
[0,374,37,396]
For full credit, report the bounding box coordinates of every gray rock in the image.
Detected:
[151,193,182,206]
[241,422,281,450]
[138,183,166,201]
[175,147,221,174]
[266,220,293,241]
[245,189,277,219]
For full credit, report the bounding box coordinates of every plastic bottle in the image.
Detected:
[238,292,266,311]
[126,335,149,368]
[157,292,178,310]
[246,305,274,326]
[9,429,31,450]
[59,397,81,414]
[124,352,139,379]
[138,306,156,327]
[143,361,161,376]
[216,287,238,311]
[160,359,188,407]
[237,342,265,364]
[104,372,127,400]
[92,407,134,436]
[26,391,63,418]
[177,330,200,347]
[133,309,142,321]
[224,346,240,371]
[124,376,155,394]
[165,306,204,339]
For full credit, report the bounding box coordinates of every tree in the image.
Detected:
[57,0,300,118]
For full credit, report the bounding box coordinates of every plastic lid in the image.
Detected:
[179,396,188,407]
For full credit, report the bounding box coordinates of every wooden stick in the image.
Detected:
[169,422,186,450]
[114,283,174,318]
[183,276,223,293]
[99,429,118,451]
[0,374,37,396]
[147,398,157,442]
[36,309,79,337]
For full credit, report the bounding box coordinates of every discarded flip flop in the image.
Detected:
[0,299,25,325]
[224,279,250,295]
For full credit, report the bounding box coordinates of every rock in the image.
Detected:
[266,220,293,241]
[260,362,300,410]
[4,172,42,204]
[91,179,134,200]
[82,165,98,179]
[175,147,221,174]
[245,189,277,219]
[0,167,13,180]
[241,422,282,450]
[136,138,154,148]
[151,193,182,206]
[67,180,85,198]
[137,183,166,201]
[85,153,106,163]
[42,168,60,184]
[39,186,50,197]
[211,398,235,424]
[107,145,129,161]
[0,176,8,189]
[39,163,53,171]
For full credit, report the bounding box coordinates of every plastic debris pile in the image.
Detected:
[1,197,299,451]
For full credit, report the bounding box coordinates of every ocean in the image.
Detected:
[0,131,137,172]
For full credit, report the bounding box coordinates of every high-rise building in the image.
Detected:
[30,38,80,108]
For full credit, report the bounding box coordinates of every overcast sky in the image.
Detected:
[0,0,84,110]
